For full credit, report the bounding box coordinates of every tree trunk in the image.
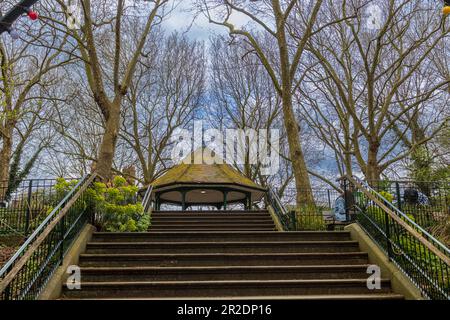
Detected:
[366,141,381,184]
[0,136,12,181]
[344,151,353,177]
[96,101,121,180]
[281,95,315,206]
[0,127,13,200]
[274,11,314,207]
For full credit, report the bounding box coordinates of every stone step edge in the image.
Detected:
[80,252,368,258]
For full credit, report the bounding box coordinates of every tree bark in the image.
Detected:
[0,126,13,200]
[281,95,314,205]
[274,4,314,206]
[366,141,381,183]
[96,101,121,180]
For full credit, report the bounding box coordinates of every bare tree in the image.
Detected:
[119,32,205,184]
[197,0,332,205]
[302,0,449,181]
[49,0,172,180]
[0,5,74,195]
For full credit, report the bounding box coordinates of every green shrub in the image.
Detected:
[295,213,326,231]
[86,177,150,232]
[429,216,450,247]
[52,176,150,233]
[379,191,394,203]
[365,190,417,227]
[292,205,326,231]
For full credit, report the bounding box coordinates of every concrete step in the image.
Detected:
[79,252,369,267]
[151,215,269,219]
[147,228,277,232]
[151,219,275,224]
[62,279,392,299]
[85,241,360,254]
[151,213,272,218]
[149,224,276,230]
[78,265,373,282]
[91,231,352,243]
[152,210,269,215]
[66,294,404,300]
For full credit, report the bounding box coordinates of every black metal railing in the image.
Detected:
[141,186,153,214]
[279,188,344,231]
[0,179,78,236]
[366,180,449,230]
[345,175,450,300]
[0,173,97,300]
[266,187,293,231]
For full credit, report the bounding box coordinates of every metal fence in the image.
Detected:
[280,187,341,209]
[0,174,97,300]
[277,181,449,233]
[347,176,450,300]
[276,188,342,231]
[0,179,74,236]
[367,180,450,229]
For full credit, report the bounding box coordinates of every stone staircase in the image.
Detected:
[61,210,404,299]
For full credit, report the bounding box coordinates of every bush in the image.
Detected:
[429,216,450,247]
[364,190,417,226]
[293,205,326,231]
[87,176,150,232]
[379,191,394,203]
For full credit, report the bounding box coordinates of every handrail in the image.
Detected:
[364,179,450,185]
[141,185,153,214]
[345,175,450,299]
[268,188,288,216]
[347,175,450,264]
[266,187,291,230]
[0,173,97,296]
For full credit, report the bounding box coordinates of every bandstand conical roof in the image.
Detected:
[149,148,266,205]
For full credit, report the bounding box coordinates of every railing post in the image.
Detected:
[89,195,95,226]
[384,210,392,261]
[327,189,331,209]
[395,182,402,211]
[4,284,10,301]
[60,214,65,265]
[25,180,33,237]
[343,179,350,221]
[289,210,297,231]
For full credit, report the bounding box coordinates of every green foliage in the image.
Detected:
[395,234,449,293]
[429,216,450,248]
[53,177,150,233]
[293,205,326,231]
[295,213,326,231]
[5,145,45,201]
[363,191,417,226]
[54,177,78,193]
[409,145,450,190]
[379,191,394,203]
[87,177,150,232]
